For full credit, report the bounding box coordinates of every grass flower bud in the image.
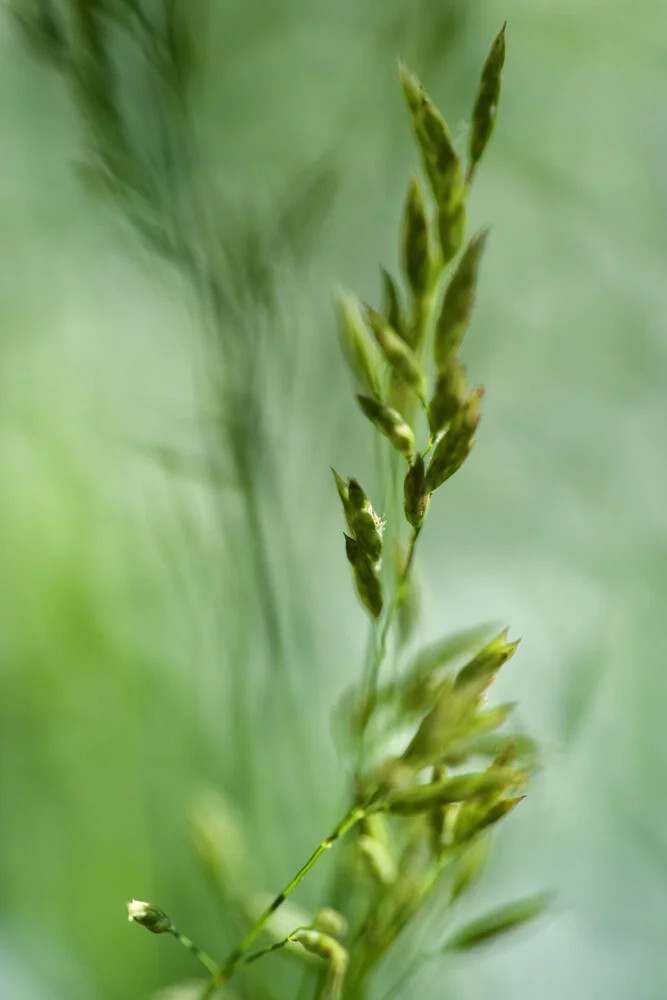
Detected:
[364,306,426,401]
[403,455,430,529]
[469,24,507,182]
[428,360,468,437]
[344,534,383,618]
[402,175,432,297]
[425,388,483,492]
[398,63,464,214]
[346,478,384,563]
[357,395,415,459]
[127,900,173,935]
[382,769,519,816]
[454,629,520,690]
[433,232,488,372]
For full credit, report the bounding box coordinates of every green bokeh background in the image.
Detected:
[2,1,667,998]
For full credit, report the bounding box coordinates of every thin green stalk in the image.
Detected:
[227,927,310,975]
[354,523,422,778]
[169,927,221,978]
[368,525,421,704]
[202,805,367,996]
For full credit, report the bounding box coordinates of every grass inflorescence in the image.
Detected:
[124,22,549,1000]
[11,6,549,997]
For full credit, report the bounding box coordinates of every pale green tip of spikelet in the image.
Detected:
[468,24,508,182]
[331,466,347,496]
[127,899,172,934]
[331,467,352,520]
[397,58,421,114]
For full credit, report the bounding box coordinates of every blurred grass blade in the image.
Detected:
[442,892,552,951]
[560,646,602,747]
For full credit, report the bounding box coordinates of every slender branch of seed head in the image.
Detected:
[221,927,310,979]
[422,436,435,459]
[204,806,367,994]
[168,927,221,977]
[368,525,421,695]
[353,524,422,778]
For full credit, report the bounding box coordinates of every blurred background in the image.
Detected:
[2,0,667,998]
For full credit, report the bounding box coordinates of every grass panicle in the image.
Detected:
[13,11,549,997]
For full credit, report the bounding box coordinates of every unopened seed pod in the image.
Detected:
[356,395,415,459]
[364,306,426,401]
[453,795,526,844]
[433,232,488,372]
[454,628,520,690]
[425,388,483,492]
[382,768,518,816]
[428,360,468,437]
[345,534,383,618]
[403,455,430,529]
[355,513,384,564]
[398,63,465,213]
[345,479,384,562]
[353,562,383,619]
[346,478,366,511]
[127,900,173,935]
[344,532,360,567]
[402,175,432,297]
[469,24,507,182]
